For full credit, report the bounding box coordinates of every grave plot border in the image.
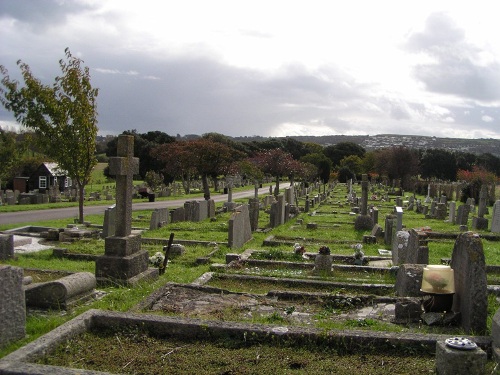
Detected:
[0,309,491,375]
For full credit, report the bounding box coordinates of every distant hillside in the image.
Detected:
[233,134,500,157]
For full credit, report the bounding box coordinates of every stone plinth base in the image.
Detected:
[435,340,486,375]
[96,267,158,287]
[95,249,154,286]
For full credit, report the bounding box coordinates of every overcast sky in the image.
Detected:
[1,0,499,139]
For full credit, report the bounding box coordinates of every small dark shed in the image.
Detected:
[29,163,71,193]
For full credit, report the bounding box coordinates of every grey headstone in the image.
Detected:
[101,204,116,238]
[248,198,260,232]
[392,230,410,265]
[171,207,186,223]
[0,265,26,348]
[450,232,488,334]
[491,200,500,233]
[448,201,456,224]
[0,234,14,260]
[228,204,252,249]
[456,204,470,226]
[395,264,425,297]
[384,214,396,246]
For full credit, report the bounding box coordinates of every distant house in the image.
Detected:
[29,162,72,192]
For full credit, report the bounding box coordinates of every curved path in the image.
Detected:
[0,186,272,225]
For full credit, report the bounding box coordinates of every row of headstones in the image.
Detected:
[102,199,218,237]
[0,187,111,205]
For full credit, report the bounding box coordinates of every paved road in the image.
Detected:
[0,187,272,225]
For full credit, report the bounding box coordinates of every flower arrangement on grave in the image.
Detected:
[293,243,306,255]
[421,265,455,294]
[318,246,331,255]
[149,252,165,268]
[352,243,364,259]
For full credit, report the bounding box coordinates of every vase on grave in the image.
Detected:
[421,265,455,312]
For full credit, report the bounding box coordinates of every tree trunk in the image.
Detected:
[274,175,280,197]
[78,183,85,224]
[212,176,219,192]
[202,174,211,200]
[181,174,191,194]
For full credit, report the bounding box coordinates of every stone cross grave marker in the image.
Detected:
[108,135,139,237]
[95,134,158,285]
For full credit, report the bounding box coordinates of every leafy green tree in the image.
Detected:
[0,48,98,223]
[152,141,196,194]
[0,129,23,189]
[324,142,365,167]
[251,148,296,196]
[300,152,332,184]
[144,170,164,192]
[374,146,419,189]
[339,155,363,177]
[106,130,175,183]
[420,149,457,181]
[476,153,500,176]
[188,138,242,200]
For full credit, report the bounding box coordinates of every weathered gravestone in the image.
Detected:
[472,185,489,230]
[395,263,425,297]
[228,204,252,249]
[394,206,403,231]
[150,207,169,230]
[370,206,379,225]
[95,135,158,285]
[185,200,209,221]
[384,214,396,246]
[392,228,428,266]
[171,207,186,223]
[456,204,470,226]
[248,198,260,232]
[0,233,14,260]
[0,265,26,348]
[492,200,500,233]
[450,232,488,334]
[101,204,116,238]
[270,194,286,228]
[448,201,456,224]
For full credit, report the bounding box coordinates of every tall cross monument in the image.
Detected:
[95,135,158,285]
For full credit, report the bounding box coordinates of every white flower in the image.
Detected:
[149,251,165,267]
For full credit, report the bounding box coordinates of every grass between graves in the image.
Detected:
[1,182,500,371]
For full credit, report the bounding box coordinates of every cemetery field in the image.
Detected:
[2,180,500,374]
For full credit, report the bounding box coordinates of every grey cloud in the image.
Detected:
[0,0,95,28]
[406,13,500,102]
[90,53,370,136]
